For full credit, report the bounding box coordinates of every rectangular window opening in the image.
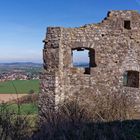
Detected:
[72,49,90,68]
[123,71,139,88]
[124,20,131,30]
[72,48,97,75]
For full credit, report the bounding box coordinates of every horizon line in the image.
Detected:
[0,61,43,64]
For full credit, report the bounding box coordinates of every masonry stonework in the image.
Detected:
[39,10,140,120]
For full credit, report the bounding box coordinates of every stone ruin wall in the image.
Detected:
[39,10,140,119]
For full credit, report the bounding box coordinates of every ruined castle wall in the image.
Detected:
[58,11,140,101]
[40,10,140,119]
[39,27,61,118]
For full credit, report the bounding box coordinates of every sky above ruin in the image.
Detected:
[0,0,140,63]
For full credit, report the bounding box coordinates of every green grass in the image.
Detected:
[6,103,38,115]
[0,80,39,94]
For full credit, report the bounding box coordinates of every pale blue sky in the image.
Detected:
[0,0,140,63]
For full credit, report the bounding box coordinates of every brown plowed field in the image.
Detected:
[0,94,28,103]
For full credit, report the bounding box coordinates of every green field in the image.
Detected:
[7,103,38,115]
[0,80,39,94]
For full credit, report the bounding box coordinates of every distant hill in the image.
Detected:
[0,62,43,74]
[0,62,89,74]
[0,62,42,67]
[73,62,89,67]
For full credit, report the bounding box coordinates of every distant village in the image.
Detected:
[0,70,39,82]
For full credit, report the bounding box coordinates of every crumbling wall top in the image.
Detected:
[43,10,140,49]
[107,10,139,17]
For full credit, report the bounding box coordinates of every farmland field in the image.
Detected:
[0,80,39,94]
[0,94,28,102]
[7,103,38,115]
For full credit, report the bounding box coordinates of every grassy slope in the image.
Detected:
[0,80,39,94]
[7,103,38,115]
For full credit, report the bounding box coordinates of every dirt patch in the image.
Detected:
[0,94,28,103]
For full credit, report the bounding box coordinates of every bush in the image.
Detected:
[0,103,37,140]
[32,91,138,140]
[0,90,137,140]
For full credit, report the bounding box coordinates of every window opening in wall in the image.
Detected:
[124,20,131,30]
[123,70,139,88]
[72,48,89,67]
[72,48,96,74]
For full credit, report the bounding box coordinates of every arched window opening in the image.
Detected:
[72,48,96,74]
[123,70,139,88]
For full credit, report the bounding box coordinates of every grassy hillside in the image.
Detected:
[0,80,39,94]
